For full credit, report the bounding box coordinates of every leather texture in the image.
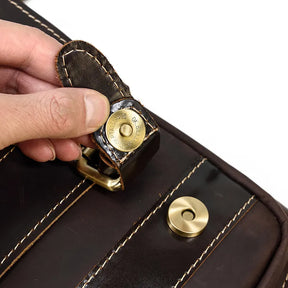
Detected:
[56,40,160,189]
[0,1,287,287]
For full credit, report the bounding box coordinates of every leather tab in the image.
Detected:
[56,40,131,102]
[56,41,160,190]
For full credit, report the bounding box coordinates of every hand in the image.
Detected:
[0,20,110,162]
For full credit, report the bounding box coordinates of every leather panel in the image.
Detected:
[183,201,280,288]
[76,161,256,288]
[0,127,201,287]
[0,147,92,277]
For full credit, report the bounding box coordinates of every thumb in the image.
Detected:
[0,88,110,149]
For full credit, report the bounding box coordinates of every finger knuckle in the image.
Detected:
[48,93,76,135]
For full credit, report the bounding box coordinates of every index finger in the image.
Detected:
[0,19,62,85]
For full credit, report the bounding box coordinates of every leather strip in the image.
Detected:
[0,178,85,271]
[0,182,95,279]
[56,40,160,189]
[0,146,91,278]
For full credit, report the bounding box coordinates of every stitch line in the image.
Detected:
[80,158,207,288]
[8,0,66,44]
[172,194,256,288]
[0,146,15,163]
[0,178,86,267]
[61,54,73,86]
[282,272,288,288]
[130,106,155,130]
[62,49,125,98]
[62,49,157,165]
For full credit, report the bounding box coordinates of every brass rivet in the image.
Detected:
[167,196,209,238]
[106,109,146,152]
[119,123,133,137]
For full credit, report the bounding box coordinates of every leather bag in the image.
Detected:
[0,1,287,287]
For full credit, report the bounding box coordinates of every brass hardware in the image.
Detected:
[106,109,146,152]
[119,123,133,137]
[167,196,209,238]
[77,148,122,192]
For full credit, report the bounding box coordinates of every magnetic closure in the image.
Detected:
[56,40,160,191]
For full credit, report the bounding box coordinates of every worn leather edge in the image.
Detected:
[155,115,288,288]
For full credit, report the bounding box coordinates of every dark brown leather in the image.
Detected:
[0,1,287,287]
[56,40,160,190]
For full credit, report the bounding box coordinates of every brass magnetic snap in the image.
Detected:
[167,196,209,238]
[105,109,146,152]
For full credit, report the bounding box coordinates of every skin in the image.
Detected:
[0,20,110,162]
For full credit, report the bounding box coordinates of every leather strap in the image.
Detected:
[56,40,160,190]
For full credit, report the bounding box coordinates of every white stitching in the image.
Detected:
[0,178,86,267]
[8,0,66,44]
[172,195,256,288]
[0,146,15,163]
[80,158,207,288]
[282,272,288,288]
[61,49,125,98]
[61,49,158,165]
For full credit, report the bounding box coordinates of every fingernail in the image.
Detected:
[85,93,110,130]
[48,145,56,161]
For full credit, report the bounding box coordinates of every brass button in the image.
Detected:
[106,109,146,152]
[119,123,133,137]
[167,196,209,238]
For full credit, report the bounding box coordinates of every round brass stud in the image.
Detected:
[167,196,209,238]
[105,109,146,152]
[119,123,133,137]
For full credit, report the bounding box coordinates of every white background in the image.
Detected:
[26,0,288,207]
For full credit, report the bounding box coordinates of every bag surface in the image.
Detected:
[0,1,287,287]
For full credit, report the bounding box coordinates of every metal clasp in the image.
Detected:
[77,147,122,192]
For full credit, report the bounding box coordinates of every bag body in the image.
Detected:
[0,1,287,287]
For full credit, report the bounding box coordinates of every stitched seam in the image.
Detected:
[282,272,288,288]
[61,49,157,165]
[8,0,66,44]
[0,178,86,267]
[0,146,15,163]
[172,195,255,288]
[61,49,125,97]
[79,158,207,288]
